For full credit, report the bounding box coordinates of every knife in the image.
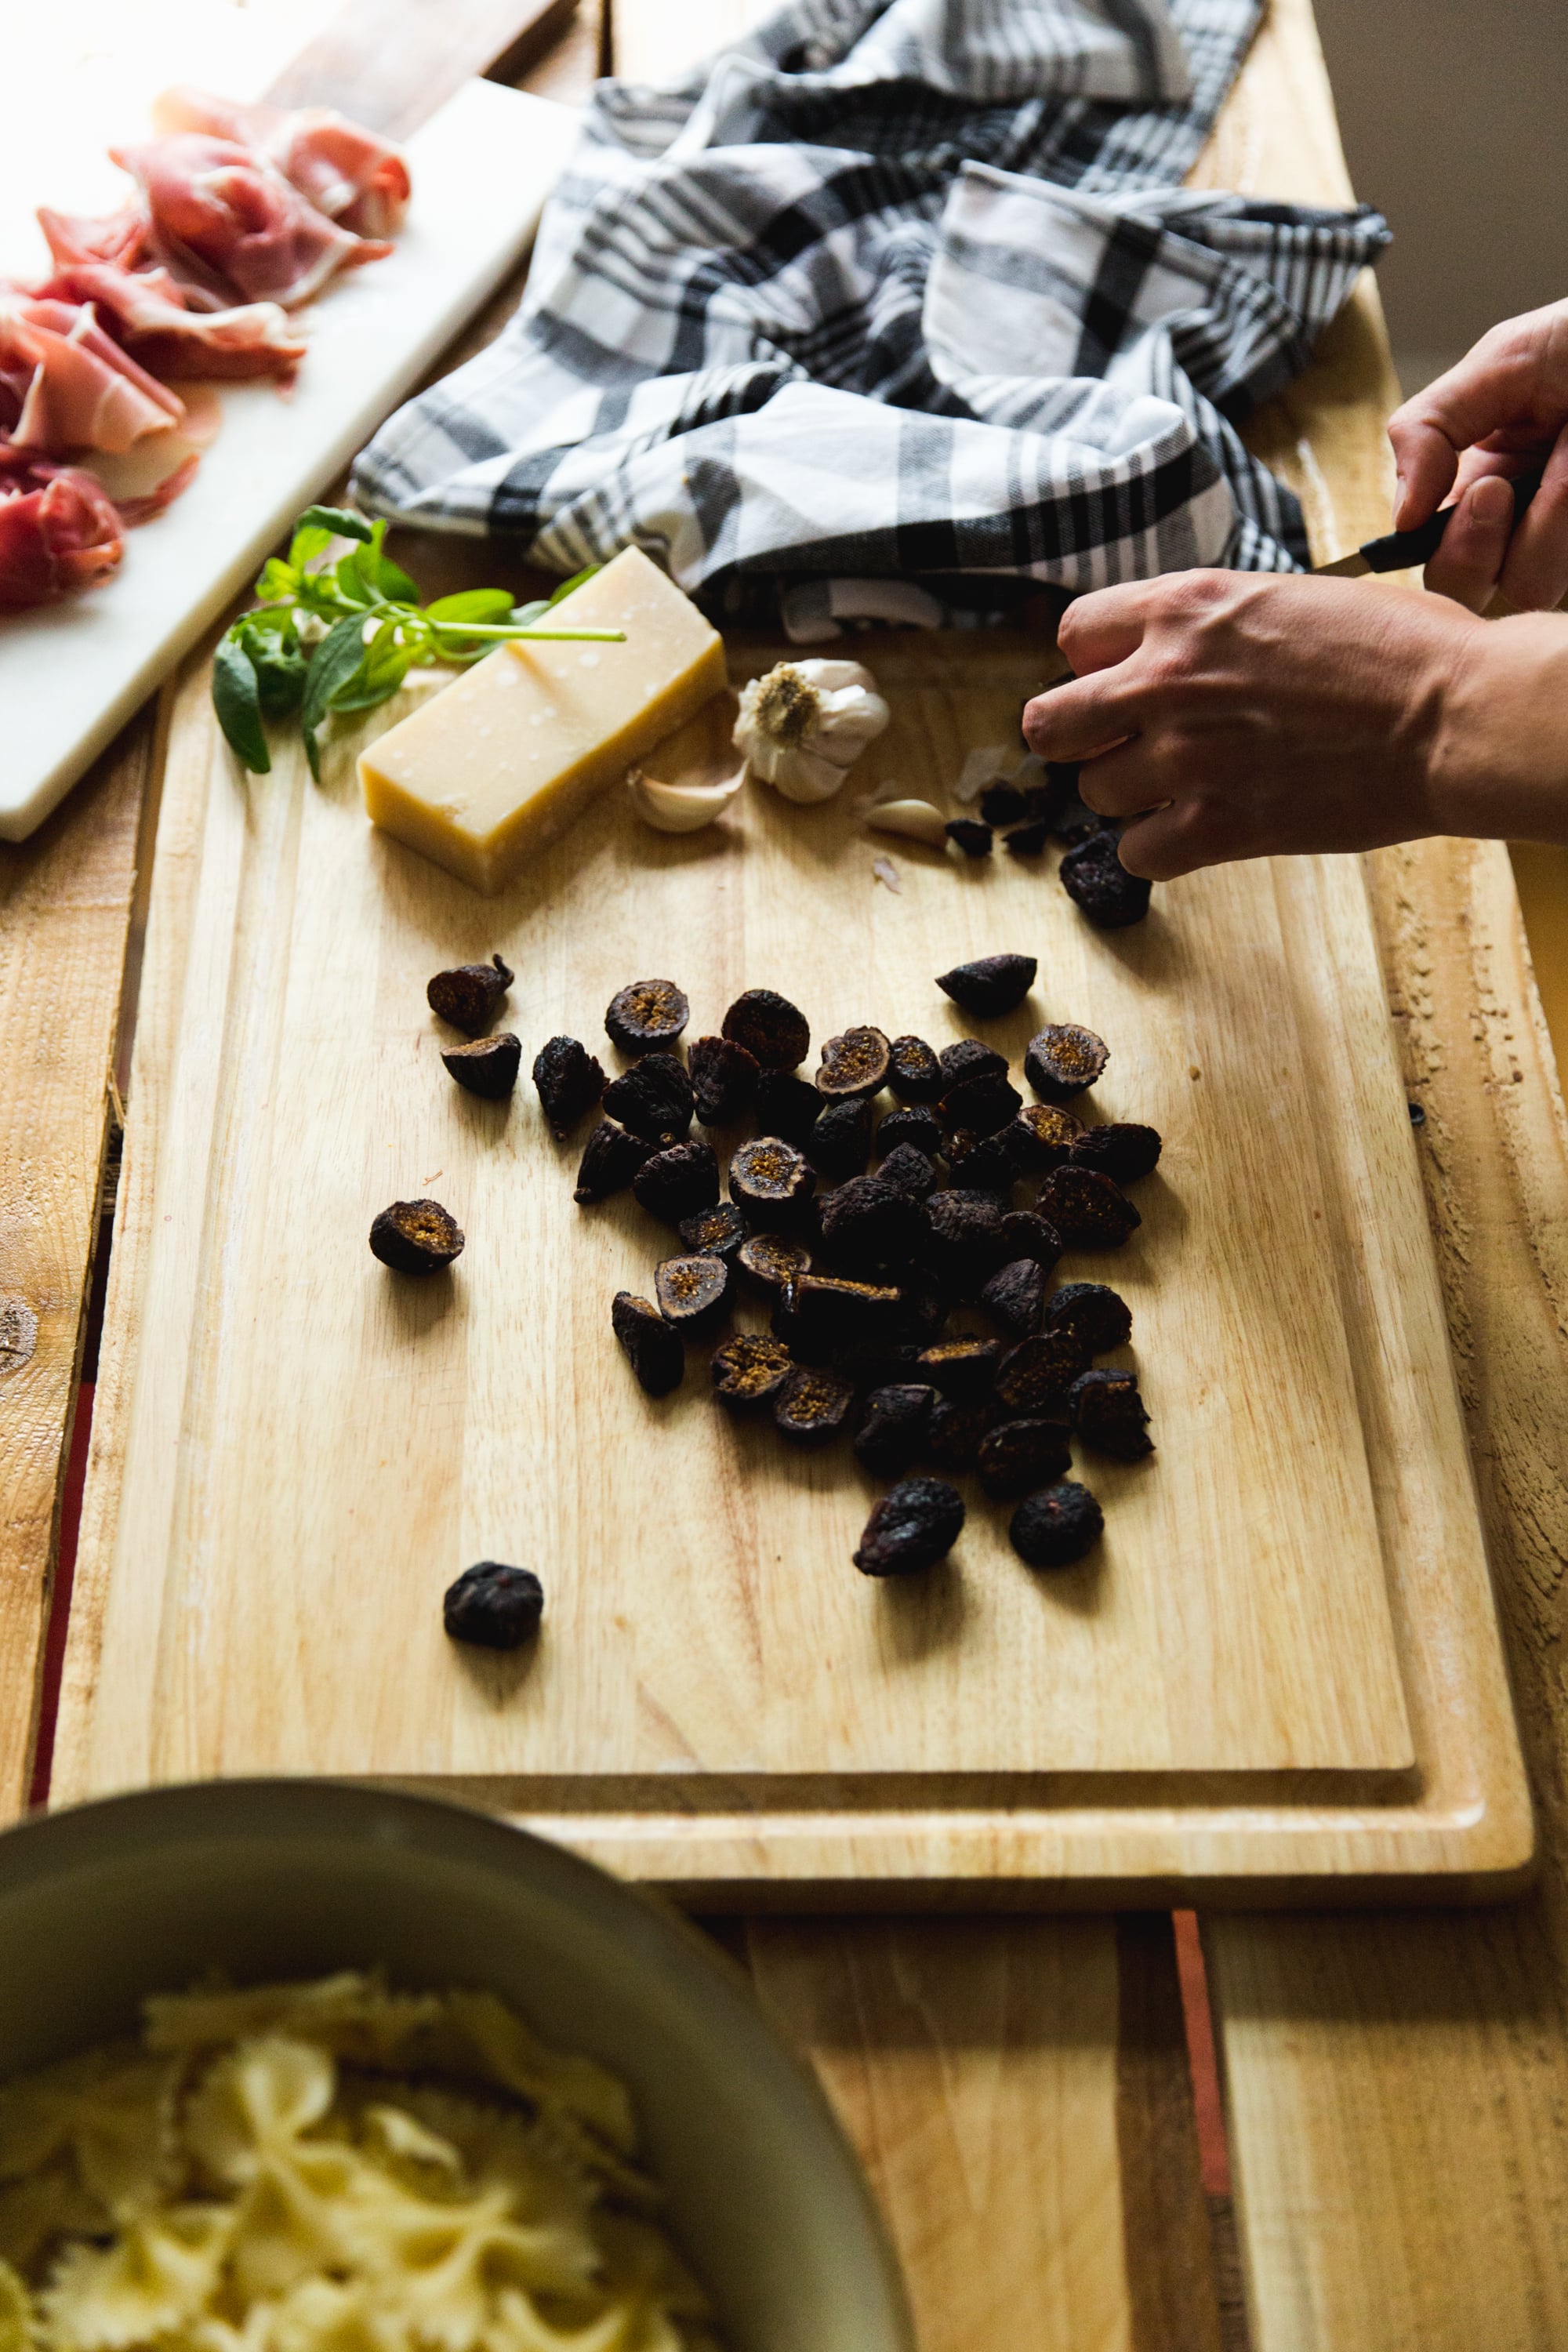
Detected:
[1315,463,1547,575]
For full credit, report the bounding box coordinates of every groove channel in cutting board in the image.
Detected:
[58,635,1414,1806]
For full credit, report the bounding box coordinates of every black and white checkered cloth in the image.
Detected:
[353,0,1389,618]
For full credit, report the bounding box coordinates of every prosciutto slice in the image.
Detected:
[151,87,411,238]
[33,207,147,271]
[2,86,408,614]
[36,262,306,383]
[109,132,392,309]
[0,453,124,610]
[0,298,185,454]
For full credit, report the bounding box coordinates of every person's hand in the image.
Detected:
[1022,568,1535,880]
[1389,300,1568,612]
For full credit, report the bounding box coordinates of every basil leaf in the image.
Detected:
[427,590,517,623]
[301,614,370,779]
[511,599,550,625]
[295,504,373,543]
[255,645,308,720]
[294,575,347,619]
[254,557,298,604]
[332,552,376,607]
[353,541,420,605]
[381,558,422,604]
[238,611,292,656]
[287,523,332,570]
[546,563,601,606]
[212,636,270,774]
[328,617,411,712]
[304,614,369,726]
[328,663,412,715]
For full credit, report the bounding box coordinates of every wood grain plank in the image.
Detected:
[746,1917,1138,2352]
[267,0,583,136]
[746,1914,1226,2352]
[1183,1,1568,2343]
[1207,837,1568,2351]
[1510,844,1568,1074]
[516,0,607,106]
[0,709,158,1817]
[1114,1914,1226,2352]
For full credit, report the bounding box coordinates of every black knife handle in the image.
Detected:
[1357,463,1548,573]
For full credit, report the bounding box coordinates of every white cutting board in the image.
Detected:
[0,78,579,840]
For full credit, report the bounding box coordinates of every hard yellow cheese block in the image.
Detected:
[358,546,726,893]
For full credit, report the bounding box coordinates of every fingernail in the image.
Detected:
[1469,476,1515,527]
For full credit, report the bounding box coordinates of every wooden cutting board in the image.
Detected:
[50,633,1531,1903]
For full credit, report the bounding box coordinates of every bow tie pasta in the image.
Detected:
[0,1977,717,2352]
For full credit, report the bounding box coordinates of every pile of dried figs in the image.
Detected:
[948,765,1151,931]
[535,953,1160,1579]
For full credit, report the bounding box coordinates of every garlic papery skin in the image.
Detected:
[953,743,1018,804]
[626,763,744,833]
[734,658,891,804]
[866,797,949,849]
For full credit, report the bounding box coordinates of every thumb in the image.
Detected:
[1388,414,1459,532]
[1389,337,1531,528]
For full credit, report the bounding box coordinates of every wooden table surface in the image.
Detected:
[4,1,1568,2346]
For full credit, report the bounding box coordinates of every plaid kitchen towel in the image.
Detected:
[352,0,1389,613]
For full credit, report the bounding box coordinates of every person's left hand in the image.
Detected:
[1023,568,1486,878]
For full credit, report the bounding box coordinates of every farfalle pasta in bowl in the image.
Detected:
[0,1974,711,2352]
[0,1786,911,2352]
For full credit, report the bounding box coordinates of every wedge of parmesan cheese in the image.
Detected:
[358,546,726,893]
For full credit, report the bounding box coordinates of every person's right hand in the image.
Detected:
[1388,299,1568,612]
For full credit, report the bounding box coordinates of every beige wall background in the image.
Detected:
[1313,0,1566,394]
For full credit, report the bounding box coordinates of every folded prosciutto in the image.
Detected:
[0,298,186,453]
[111,132,392,309]
[30,208,147,271]
[35,256,306,383]
[151,88,412,239]
[0,453,125,611]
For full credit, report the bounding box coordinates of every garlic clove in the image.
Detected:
[626,688,745,831]
[866,797,949,848]
[813,680,892,764]
[801,659,881,695]
[741,727,791,787]
[627,764,744,833]
[766,744,855,804]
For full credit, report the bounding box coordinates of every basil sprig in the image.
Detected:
[212,506,620,779]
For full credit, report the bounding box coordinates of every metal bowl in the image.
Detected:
[0,1780,913,2352]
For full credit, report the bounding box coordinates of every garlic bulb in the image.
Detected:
[866,797,949,848]
[626,762,744,833]
[734,659,890,804]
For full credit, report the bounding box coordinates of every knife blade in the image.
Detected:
[1315,463,1546,575]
